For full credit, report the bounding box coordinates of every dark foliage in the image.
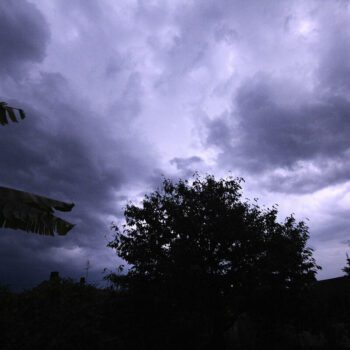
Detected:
[2,276,350,350]
[4,175,350,349]
[0,186,74,235]
[0,101,25,125]
[107,175,321,348]
[343,253,350,277]
[0,277,127,350]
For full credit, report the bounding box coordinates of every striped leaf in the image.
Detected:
[0,187,74,236]
[0,101,26,126]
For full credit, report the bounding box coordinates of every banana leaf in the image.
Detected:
[0,101,25,125]
[0,186,74,236]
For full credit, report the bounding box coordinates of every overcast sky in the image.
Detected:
[1,0,350,289]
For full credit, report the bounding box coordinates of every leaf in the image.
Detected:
[0,101,25,126]
[6,107,18,123]
[0,187,75,236]
[0,106,7,125]
[18,109,25,120]
[0,101,75,236]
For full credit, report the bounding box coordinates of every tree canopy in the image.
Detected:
[110,175,320,291]
[108,175,321,347]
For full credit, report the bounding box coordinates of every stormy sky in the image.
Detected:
[1,0,350,288]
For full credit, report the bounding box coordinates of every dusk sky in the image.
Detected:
[1,0,350,289]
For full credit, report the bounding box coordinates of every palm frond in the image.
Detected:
[0,101,25,126]
[0,186,74,236]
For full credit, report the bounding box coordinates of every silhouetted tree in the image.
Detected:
[343,253,350,277]
[0,101,74,235]
[108,175,321,348]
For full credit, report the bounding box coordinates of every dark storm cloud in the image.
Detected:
[206,75,350,172]
[0,0,49,77]
[0,0,162,289]
[2,0,350,285]
[202,1,350,194]
[0,72,156,289]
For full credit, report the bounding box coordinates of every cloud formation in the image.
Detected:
[202,1,350,195]
[0,0,49,78]
[0,1,158,288]
[1,0,350,285]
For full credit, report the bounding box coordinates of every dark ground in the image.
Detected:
[1,274,350,350]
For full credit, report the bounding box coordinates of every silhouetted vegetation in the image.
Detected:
[0,101,25,125]
[2,274,350,349]
[0,102,75,235]
[343,253,350,277]
[2,175,350,349]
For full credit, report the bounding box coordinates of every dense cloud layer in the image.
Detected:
[206,76,350,188]
[0,0,49,78]
[0,0,158,288]
[202,1,350,195]
[1,0,350,286]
